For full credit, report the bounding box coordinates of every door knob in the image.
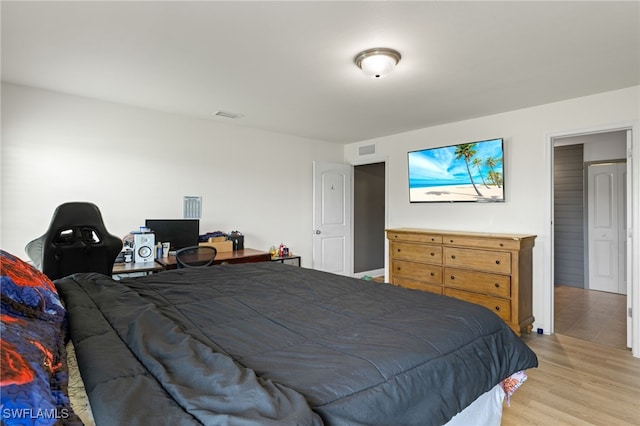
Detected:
[315,230,322,235]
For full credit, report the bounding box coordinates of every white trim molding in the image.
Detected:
[545,121,639,358]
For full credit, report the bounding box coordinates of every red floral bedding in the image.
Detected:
[0,250,81,425]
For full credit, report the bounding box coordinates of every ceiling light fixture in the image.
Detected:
[354,47,401,79]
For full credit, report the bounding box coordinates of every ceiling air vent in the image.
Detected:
[212,110,243,119]
[358,144,376,156]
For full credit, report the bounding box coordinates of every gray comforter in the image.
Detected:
[56,262,537,425]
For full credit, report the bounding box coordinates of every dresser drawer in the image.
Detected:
[393,277,443,295]
[391,260,442,285]
[388,232,442,244]
[390,241,442,264]
[442,235,522,250]
[444,288,511,322]
[444,268,511,298]
[387,228,535,336]
[444,247,511,274]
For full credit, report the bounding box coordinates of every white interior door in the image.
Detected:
[312,161,352,275]
[587,162,626,294]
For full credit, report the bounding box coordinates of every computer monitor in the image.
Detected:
[144,219,200,252]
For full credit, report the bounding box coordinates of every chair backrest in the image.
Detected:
[36,202,123,280]
[175,245,217,268]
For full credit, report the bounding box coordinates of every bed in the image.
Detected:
[1,252,537,425]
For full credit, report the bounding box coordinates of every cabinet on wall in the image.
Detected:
[386,228,536,336]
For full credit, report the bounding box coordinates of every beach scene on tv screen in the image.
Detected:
[408,138,504,202]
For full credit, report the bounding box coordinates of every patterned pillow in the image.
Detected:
[0,250,81,425]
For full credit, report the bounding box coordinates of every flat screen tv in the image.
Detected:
[144,219,200,251]
[408,138,505,203]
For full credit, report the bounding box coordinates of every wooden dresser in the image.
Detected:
[386,228,536,335]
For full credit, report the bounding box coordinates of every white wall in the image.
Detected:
[3,82,638,338]
[345,86,640,333]
[555,130,627,161]
[0,83,344,265]
[582,132,627,162]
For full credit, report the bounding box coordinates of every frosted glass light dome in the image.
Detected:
[354,48,401,78]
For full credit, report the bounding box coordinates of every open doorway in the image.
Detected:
[353,162,386,279]
[552,131,629,350]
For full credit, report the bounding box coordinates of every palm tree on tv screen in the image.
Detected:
[472,157,490,189]
[485,156,503,188]
[454,143,483,196]
[488,170,503,187]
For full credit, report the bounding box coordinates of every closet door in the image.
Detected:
[587,162,626,295]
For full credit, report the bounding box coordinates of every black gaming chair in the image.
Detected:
[25,202,122,280]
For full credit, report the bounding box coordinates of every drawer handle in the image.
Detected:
[495,260,500,265]
[397,248,401,252]
[451,255,456,259]
[499,243,504,247]
[450,239,454,243]
[450,275,455,280]
[494,283,500,288]
[495,306,500,311]
[430,252,435,256]
[430,272,435,276]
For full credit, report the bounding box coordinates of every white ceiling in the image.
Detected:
[2,1,639,144]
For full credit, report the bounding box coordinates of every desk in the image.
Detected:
[112,261,163,275]
[156,248,271,270]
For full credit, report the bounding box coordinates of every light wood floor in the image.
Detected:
[502,285,637,424]
[554,285,627,349]
[501,333,639,425]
